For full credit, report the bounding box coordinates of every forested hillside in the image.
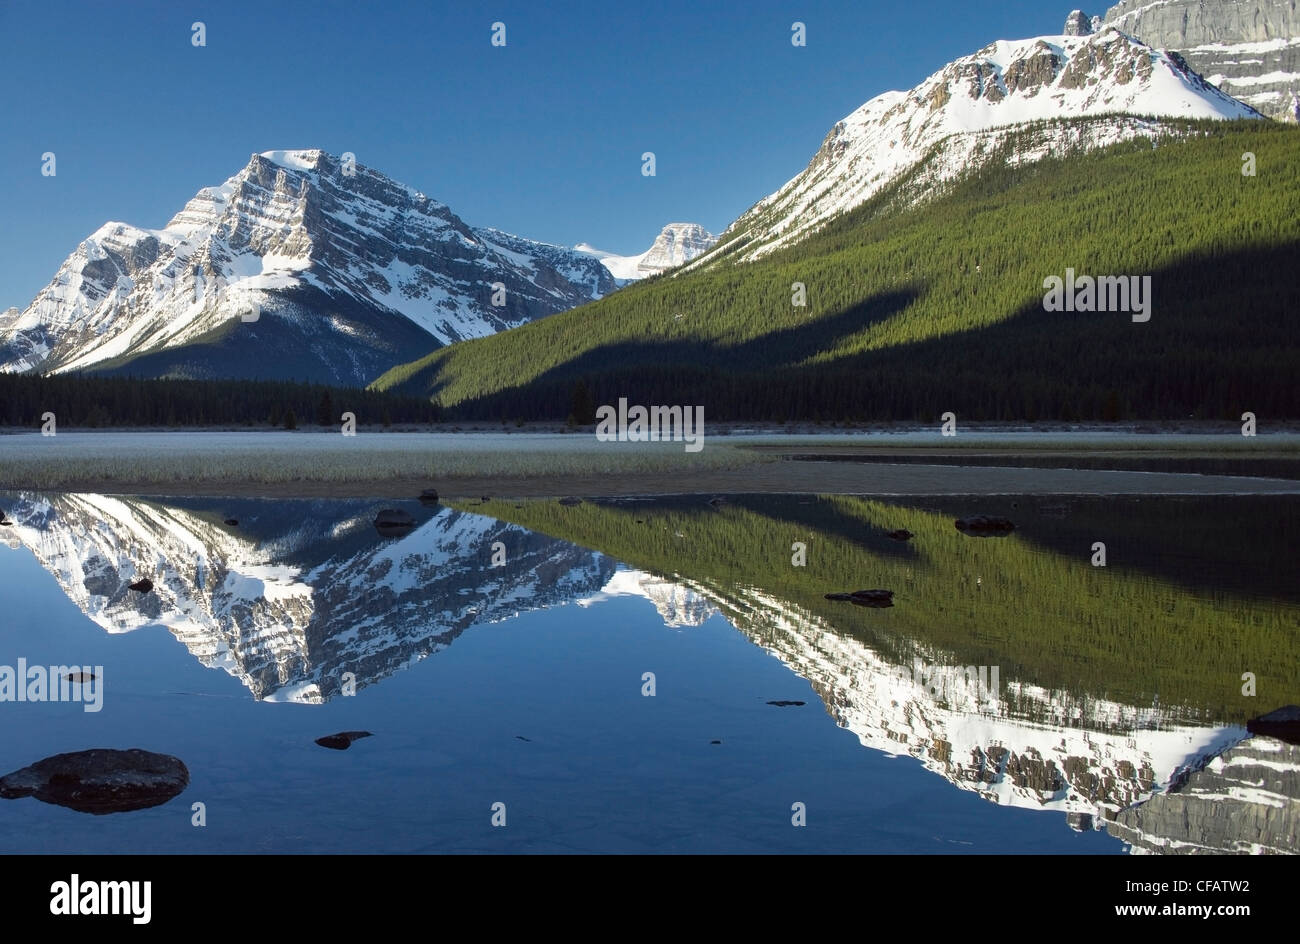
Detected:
[375,119,1300,422]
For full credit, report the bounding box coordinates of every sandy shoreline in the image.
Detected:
[6,459,1299,500]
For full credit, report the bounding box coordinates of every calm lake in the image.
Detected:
[0,491,1296,853]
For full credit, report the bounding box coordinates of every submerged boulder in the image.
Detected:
[0,748,188,814]
[955,515,1015,536]
[315,731,373,751]
[373,509,415,535]
[1247,706,1300,746]
[825,589,894,608]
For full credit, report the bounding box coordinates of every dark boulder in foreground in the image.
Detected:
[128,578,153,593]
[825,589,894,608]
[558,497,582,506]
[955,515,1015,536]
[315,731,373,751]
[418,488,439,505]
[766,700,806,707]
[0,748,188,814]
[373,509,415,535]
[1247,706,1300,746]
[886,529,913,541]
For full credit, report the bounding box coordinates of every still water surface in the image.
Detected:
[0,491,1295,853]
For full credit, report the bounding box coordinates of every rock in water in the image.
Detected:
[315,731,373,751]
[825,589,894,608]
[418,488,439,505]
[128,578,153,593]
[0,748,188,814]
[558,497,582,506]
[223,518,239,526]
[766,700,806,707]
[1247,706,1300,746]
[954,515,1015,536]
[373,509,415,535]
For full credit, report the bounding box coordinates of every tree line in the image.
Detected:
[0,374,442,429]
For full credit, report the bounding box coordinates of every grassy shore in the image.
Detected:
[1,430,1299,498]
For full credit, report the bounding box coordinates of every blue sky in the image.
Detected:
[0,0,1068,307]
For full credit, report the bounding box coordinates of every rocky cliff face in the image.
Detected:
[1099,0,1300,120]
[1110,736,1300,853]
[1064,9,1104,36]
[0,150,615,384]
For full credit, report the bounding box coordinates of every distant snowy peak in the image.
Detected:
[584,568,718,627]
[638,223,718,273]
[576,223,717,281]
[0,150,615,383]
[707,27,1262,262]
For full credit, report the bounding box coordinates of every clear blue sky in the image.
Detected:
[0,0,1070,308]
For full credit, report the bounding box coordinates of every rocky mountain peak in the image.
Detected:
[1,151,615,384]
[697,26,1261,263]
[1064,10,1100,36]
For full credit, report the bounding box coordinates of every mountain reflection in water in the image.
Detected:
[1,491,1296,854]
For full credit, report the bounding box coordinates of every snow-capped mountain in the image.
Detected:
[0,492,616,701]
[1099,0,1300,121]
[576,223,717,281]
[701,26,1262,263]
[0,150,616,385]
